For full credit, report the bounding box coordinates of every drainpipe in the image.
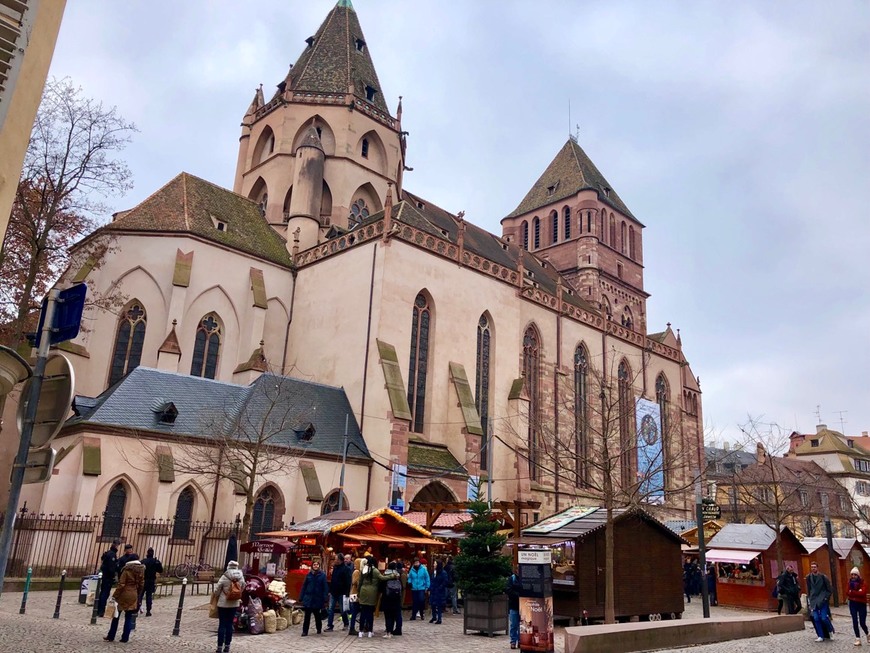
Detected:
[359,243,378,433]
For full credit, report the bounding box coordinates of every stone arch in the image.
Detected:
[347,182,382,229]
[107,265,167,307]
[251,482,286,535]
[321,179,333,219]
[182,285,240,380]
[252,125,276,166]
[248,176,268,216]
[412,481,457,504]
[356,130,388,175]
[321,489,350,514]
[282,186,293,221]
[93,472,145,520]
[168,480,211,523]
[291,115,335,156]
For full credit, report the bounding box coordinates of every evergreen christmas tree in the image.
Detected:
[454,487,512,597]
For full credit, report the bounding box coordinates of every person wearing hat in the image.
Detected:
[213,561,244,653]
[847,567,869,646]
[96,538,120,617]
[116,543,137,569]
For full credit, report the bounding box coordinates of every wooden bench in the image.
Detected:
[155,579,175,597]
[189,570,216,595]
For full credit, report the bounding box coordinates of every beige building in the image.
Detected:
[0,0,66,242]
[13,1,704,533]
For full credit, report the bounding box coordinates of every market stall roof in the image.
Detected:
[287,507,441,544]
[403,511,472,530]
[335,532,447,546]
[705,548,762,564]
[707,523,807,554]
[240,538,296,554]
[802,537,866,559]
[514,505,685,545]
[506,535,574,546]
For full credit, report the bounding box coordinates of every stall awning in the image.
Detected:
[258,530,321,538]
[336,532,448,546]
[705,548,761,564]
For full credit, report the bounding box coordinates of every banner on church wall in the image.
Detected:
[390,464,407,514]
[467,475,481,502]
[635,398,665,504]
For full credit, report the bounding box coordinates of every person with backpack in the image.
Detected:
[357,555,398,638]
[140,547,164,616]
[213,560,244,653]
[299,559,329,636]
[381,561,403,638]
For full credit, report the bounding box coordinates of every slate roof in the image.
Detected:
[664,519,698,534]
[66,367,370,461]
[358,192,600,315]
[106,173,293,268]
[506,139,636,221]
[519,506,683,544]
[707,523,807,553]
[407,439,466,476]
[281,0,390,115]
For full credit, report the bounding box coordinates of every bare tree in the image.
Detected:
[502,350,701,623]
[0,78,136,347]
[133,373,318,543]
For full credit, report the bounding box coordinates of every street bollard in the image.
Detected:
[89,572,103,625]
[19,567,32,614]
[53,569,67,618]
[172,577,187,636]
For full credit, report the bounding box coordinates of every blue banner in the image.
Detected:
[635,398,665,503]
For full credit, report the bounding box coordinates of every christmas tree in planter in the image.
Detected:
[454,486,512,636]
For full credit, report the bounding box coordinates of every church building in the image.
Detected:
[15,0,704,534]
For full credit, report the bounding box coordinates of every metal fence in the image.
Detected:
[2,513,250,579]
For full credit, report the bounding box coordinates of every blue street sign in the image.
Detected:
[35,284,87,348]
[389,504,404,515]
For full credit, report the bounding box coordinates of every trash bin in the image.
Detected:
[81,575,99,605]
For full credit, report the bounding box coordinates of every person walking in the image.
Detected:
[392,560,407,636]
[706,563,718,607]
[444,557,460,614]
[96,539,120,618]
[103,555,144,643]
[212,560,244,653]
[299,559,329,636]
[381,562,403,638]
[140,547,163,616]
[326,553,352,631]
[429,560,448,624]
[408,557,430,620]
[116,543,136,569]
[807,561,835,642]
[507,569,521,650]
[776,564,800,615]
[847,567,869,646]
[357,555,397,638]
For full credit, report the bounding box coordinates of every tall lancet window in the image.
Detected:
[475,314,492,471]
[108,302,147,386]
[407,293,431,433]
[574,344,589,486]
[618,360,634,489]
[191,314,222,379]
[523,326,541,481]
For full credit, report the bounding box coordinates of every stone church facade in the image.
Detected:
[14,0,703,532]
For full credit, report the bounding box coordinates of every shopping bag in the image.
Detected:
[108,597,119,619]
[342,595,350,613]
[209,592,219,618]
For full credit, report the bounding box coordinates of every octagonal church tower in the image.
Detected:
[233,0,404,252]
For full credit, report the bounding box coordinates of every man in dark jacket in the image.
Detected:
[299,560,329,636]
[445,557,460,614]
[807,561,835,641]
[326,554,352,631]
[97,539,120,617]
[140,547,164,616]
[507,570,521,650]
[116,544,136,569]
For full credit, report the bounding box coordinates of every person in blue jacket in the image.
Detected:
[299,560,329,636]
[428,560,448,624]
[407,557,430,620]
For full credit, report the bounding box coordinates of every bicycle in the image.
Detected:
[173,554,213,579]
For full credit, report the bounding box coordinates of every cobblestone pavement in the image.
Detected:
[0,588,858,653]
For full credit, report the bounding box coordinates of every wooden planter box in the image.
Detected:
[463,594,508,636]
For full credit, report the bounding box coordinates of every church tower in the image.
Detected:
[501,137,648,332]
[233,0,404,251]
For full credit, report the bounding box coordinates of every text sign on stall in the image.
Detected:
[518,548,554,653]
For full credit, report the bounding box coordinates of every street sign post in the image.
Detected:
[16,353,74,449]
[21,448,56,485]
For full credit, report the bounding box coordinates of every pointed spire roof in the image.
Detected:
[506,138,636,220]
[284,0,390,114]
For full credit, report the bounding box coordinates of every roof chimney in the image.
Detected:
[756,442,766,465]
[817,424,828,433]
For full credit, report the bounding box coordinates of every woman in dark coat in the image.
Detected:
[299,560,329,636]
[429,560,448,624]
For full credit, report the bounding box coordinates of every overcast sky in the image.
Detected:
[47,1,870,442]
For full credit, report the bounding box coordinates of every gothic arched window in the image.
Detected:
[361,138,369,158]
[550,210,558,244]
[348,197,369,228]
[190,314,221,379]
[620,221,627,254]
[523,326,541,481]
[522,221,529,250]
[476,314,492,471]
[407,293,431,433]
[321,490,348,514]
[171,487,195,541]
[100,482,127,540]
[533,217,541,249]
[618,360,634,489]
[564,206,571,240]
[574,344,589,487]
[251,487,276,537]
[609,214,616,247]
[656,373,670,489]
[629,226,636,260]
[108,303,147,386]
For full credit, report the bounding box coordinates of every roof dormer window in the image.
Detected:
[602,186,611,198]
[152,400,178,425]
[210,215,228,232]
[355,38,366,53]
[365,85,378,102]
[546,181,559,196]
[811,439,819,447]
[296,423,316,442]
